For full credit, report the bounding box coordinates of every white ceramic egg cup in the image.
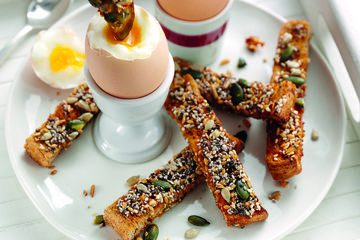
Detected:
[84,54,174,163]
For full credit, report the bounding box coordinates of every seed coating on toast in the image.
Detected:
[265,20,312,181]
[104,135,242,239]
[24,83,99,167]
[104,147,203,240]
[164,74,268,227]
[174,57,298,123]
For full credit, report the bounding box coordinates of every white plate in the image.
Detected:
[6,0,346,239]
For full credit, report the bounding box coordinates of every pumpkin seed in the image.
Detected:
[281,76,305,87]
[280,46,294,62]
[206,105,213,111]
[181,69,204,79]
[188,215,210,226]
[185,228,201,239]
[152,180,172,189]
[295,98,305,107]
[237,57,247,68]
[235,180,250,200]
[93,214,104,225]
[237,78,251,88]
[235,130,247,143]
[144,224,159,240]
[66,119,86,131]
[229,82,244,105]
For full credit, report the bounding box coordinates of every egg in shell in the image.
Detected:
[85,5,169,99]
[31,27,86,89]
[157,0,229,21]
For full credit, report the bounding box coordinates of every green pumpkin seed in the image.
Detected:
[280,46,294,62]
[206,105,213,111]
[281,76,305,87]
[235,130,247,143]
[230,82,244,105]
[152,180,172,189]
[181,69,204,79]
[237,78,251,88]
[66,119,86,131]
[188,215,210,226]
[295,98,305,107]
[235,180,250,200]
[237,58,247,68]
[93,215,104,225]
[144,224,159,240]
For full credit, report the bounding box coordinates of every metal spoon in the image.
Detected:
[0,0,71,65]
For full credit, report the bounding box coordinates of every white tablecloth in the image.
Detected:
[0,0,359,239]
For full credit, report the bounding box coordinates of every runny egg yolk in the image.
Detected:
[49,46,86,72]
[104,21,141,48]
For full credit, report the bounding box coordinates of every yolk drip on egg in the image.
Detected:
[49,46,86,72]
[104,21,141,48]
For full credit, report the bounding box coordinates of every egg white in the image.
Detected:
[31,27,85,89]
[86,6,161,61]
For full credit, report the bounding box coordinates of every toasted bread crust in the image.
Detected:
[165,74,268,227]
[265,20,312,181]
[104,136,242,239]
[174,57,298,123]
[104,147,203,240]
[24,83,99,167]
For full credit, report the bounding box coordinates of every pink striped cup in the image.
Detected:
[154,0,233,66]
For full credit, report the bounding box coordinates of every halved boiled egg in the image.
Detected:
[85,5,169,99]
[31,27,86,89]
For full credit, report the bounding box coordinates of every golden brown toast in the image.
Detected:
[265,20,312,181]
[104,131,243,239]
[164,74,268,227]
[174,57,298,123]
[24,83,99,167]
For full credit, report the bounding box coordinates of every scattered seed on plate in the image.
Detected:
[127,175,140,186]
[237,57,247,68]
[83,190,88,197]
[50,170,57,175]
[185,228,201,239]
[268,191,282,202]
[144,224,159,240]
[93,214,104,225]
[90,184,95,198]
[311,129,319,141]
[188,215,210,226]
[220,58,230,65]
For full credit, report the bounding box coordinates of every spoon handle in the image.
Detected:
[0,25,33,65]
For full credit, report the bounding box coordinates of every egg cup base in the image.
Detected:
[92,110,172,163]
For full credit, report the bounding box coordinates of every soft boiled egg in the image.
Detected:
[85,5,169,99]
[31,27,86,89]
